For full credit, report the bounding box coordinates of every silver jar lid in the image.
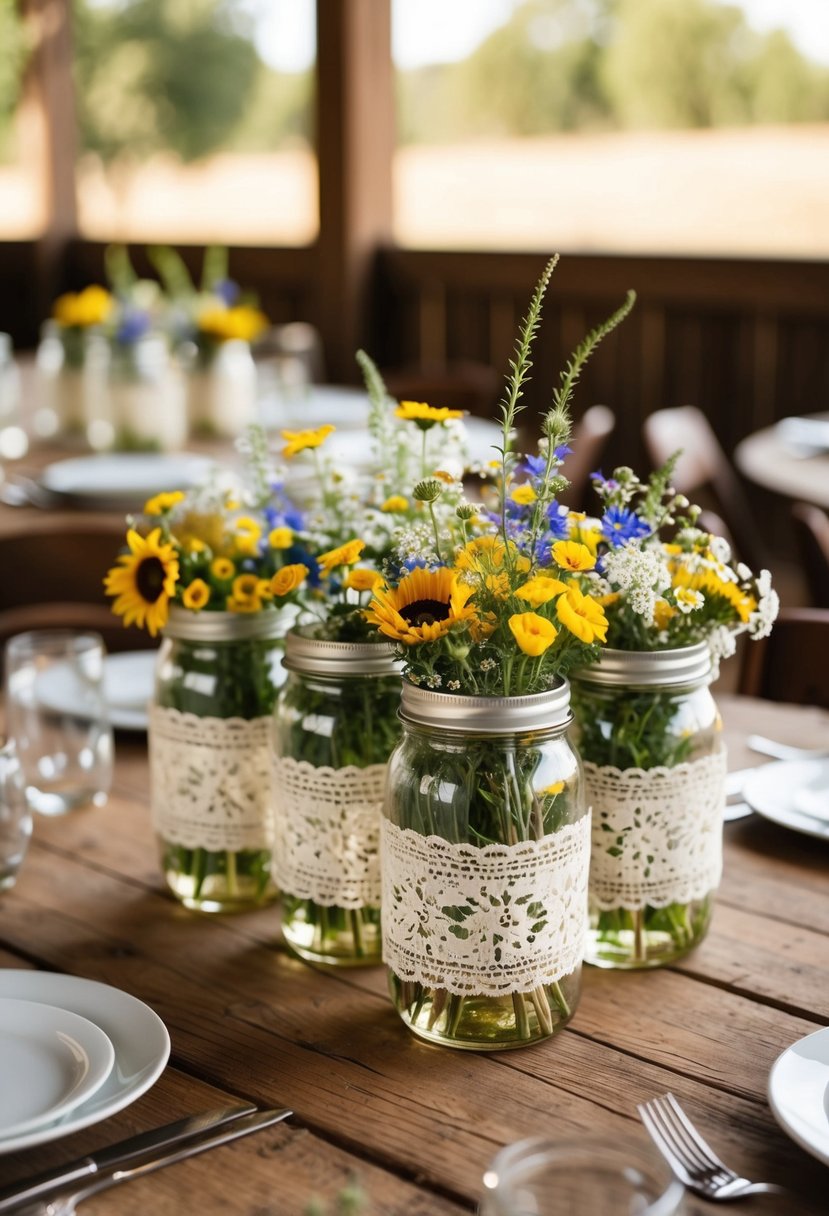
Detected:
[164,604,297,642]
[399,680,571,734]
[283,628,401,677]
[573,641,713,688]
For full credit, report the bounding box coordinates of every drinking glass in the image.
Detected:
[5,631,113,816]
[0,738,32,889]
[480,1135,685,1216]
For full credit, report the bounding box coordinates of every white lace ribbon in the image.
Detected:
[271,756,387,908]
[585,750,727,911]
[381,816,591,997]
[149,706,273,852]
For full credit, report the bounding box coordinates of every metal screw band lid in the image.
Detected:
[399,679,571,734]
[572,642,713,688]
[283,627,401,677]
[163,605,297,643]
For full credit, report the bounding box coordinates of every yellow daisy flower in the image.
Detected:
[281,424,335,460]
[144,490,185,516]
[394,401,464,430]
[366,567,476,645]
[508,611,558,656]
[381,495,409,513]
[232,573,260,602]
[318,538,365,574]
[270,563,309,597]
[345,568,382,592]
[556,585,608,644]
[268,526,293,549]
[552,540,596,573]
[510,484,537,506]
[182,579,211,611]
[53,285,113,328]
[104,528,179,638]
[211,557,235,581]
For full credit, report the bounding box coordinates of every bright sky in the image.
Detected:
[246,0,829,71]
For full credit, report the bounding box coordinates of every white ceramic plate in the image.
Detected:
[39,453,214,510]
[0,998,114,1138]
[769,1025,829,1166]
[743,759,829,841]
[0,971,169,1153]
[34,651,156,733]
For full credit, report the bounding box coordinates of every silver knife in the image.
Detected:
[0,1103,258,1213]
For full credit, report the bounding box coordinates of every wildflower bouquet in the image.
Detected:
[566,461,778,967]
[374,256,637,1048]
[105,429,309,912]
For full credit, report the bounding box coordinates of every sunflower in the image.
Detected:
[394,401,464,431]
[105,528,179,637]
[281,424,335,460]
[182,579,210,611]
[366,567,476,644]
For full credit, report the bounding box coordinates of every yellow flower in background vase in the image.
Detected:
[381,495,409,513]
[182,579,211,611]
[281,424,335,460]
[232,573,260,602]
[270,564,309,597]
[556,585,608,644]
[197,305,268,344]
[345,568,382,592]
[234,516,262,556]
[53,285,113,328]
[367,566,475,644]
[508,612,558,656]
[227,593,263,613]
[144,490,185,516]
[394,401,464,430]
[104,528,179,637]
[268,526,294,549]
[510,484,537,506]
[210,557,235,581]
[318,538,365,574]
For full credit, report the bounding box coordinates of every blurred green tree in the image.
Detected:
[0,0,29,162]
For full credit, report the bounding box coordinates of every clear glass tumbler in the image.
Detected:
[0,739,32,890]
[5,631,113,816]
[480,1135,685,1216]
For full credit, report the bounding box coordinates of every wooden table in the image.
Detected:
[0,695,826,1215]
[735,419,829,510]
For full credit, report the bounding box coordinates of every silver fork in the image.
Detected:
[637,1093,787,1202]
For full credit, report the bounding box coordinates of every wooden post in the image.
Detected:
[315,0,394,381]
[18,0,78,316]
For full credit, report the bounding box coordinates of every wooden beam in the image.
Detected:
[315,0,394,381]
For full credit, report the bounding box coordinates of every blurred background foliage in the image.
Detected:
[1,0,828,165]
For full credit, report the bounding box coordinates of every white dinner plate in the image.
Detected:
[0,999,114,1138]
[768,1025,829,1166]
[0,971,169,1154]
[34,651,156,733]
[743,759,829,841]
[39,453,215,510]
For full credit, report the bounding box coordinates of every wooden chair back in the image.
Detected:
[738,608,829,708]
[791,502,829,609]
[643,405,768,570]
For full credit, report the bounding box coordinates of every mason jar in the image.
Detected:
[149,606,292,913]
[183,339,258,439]
[272,630,402,966]
[34,319,89,443]
[102,332,186,452]
[383,681,588,1050]
[570,643,726,969]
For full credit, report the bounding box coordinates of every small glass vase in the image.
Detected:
[383,682,588,1050]
[149,606,292,913]
[101,332,187,452]
[570,643,726,970]
[34,320,91,444]
[183,339,258,439]
[272,630,402,966]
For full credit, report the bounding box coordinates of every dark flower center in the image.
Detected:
[401,598,450,627]
[136,556,166,603]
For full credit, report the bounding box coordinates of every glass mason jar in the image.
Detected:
[34,319,90,443]
[100,332,187,452]
[383,681,588,1050]
[570,644,726,970]
[183,339,258,439]
[149,606,292,913]
[272,630,402,966]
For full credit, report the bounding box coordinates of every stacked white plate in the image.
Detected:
[0,972,169,1153]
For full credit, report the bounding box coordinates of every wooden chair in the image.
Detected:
[791,502,829,608]
[738,608,829,708]
[562,404,615,512]
[643,405,769,570]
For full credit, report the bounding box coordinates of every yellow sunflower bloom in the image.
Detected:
[104,528,179,637]
[211,557,235,581]
[515,576,570,607]
[281,424,335,460]
[232,573,260,601]
[556,585,608,644]
[268,526,293,549]
[182,579,211,611]
[394,401,465,430]
[53,285,113,328]
[318,538,365,574]
[381,496,409,513]
[552,540,596,573]
[345,568,382,592]
[366,567,476,644]
[270,563,309,597]
[508,611,558,656]
[234,516,262,556]
[510,484,537,506]
[144,490,185,516]
[197,305,268,344]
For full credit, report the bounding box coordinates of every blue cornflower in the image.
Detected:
[115,308,151,345]
[555,444,572,461]
[546,500,571,539]
[521,454,547,478]
[601,506,650,545]
[213,278,241,306]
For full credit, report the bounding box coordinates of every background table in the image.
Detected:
[735,420,829,509]
[0,695,826,1214]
